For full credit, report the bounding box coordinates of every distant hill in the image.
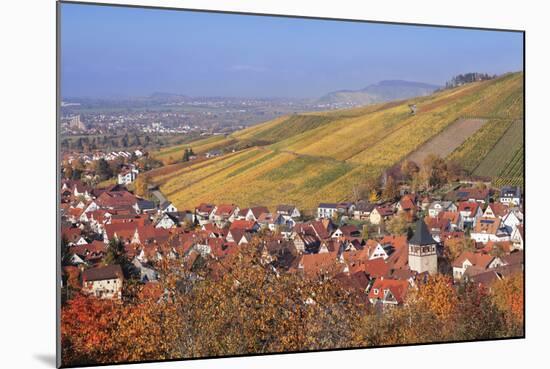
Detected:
[318,80,441,106]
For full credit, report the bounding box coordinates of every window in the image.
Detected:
[373,288,379,295]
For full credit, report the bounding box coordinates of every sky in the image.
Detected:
[61,3,524,99]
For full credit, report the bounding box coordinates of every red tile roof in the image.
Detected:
[230,220,257,231]
[452,251,495,269]
[458,201,480,215]
[368,278,409,304]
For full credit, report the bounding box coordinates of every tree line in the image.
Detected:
[61,240,523,366]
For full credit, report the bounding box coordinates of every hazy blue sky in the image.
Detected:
[61,3,523,99]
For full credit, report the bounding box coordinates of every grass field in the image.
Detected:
[148,72,524,210]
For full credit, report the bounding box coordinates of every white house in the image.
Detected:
[499,186,522,206]
[470,217,510,244]
[276,205,301,219]
[510,225,524,250]
[82,264,124,299]
[155,212,179,229]
[458,201,483,229]
[117,168,139,185]
[160,201,178,214]
[368,242,391,260]
[317,203,338,219]
[452,252,504,281]
[502,210,522,234]
[428,201,457,218]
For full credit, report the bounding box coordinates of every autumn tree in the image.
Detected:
[362,224,369,241]
[368,190,380,203]
[444,237,475,261]
[454,283,506,340]
[491,273,524,336]
[386,212,410,236]
[446,160,464,182]
[61,294,121,366]
[421,154,448,188]
[95,158,113,181]
[401,160,420,181]
[413,275,457,322]
[134,174,150,198]
[182,148,191,162]
[382,175,399,201]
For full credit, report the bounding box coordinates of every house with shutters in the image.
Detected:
[317,203,338,219]
[81,264,124,299]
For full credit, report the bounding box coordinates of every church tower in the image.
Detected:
[408,220,438,275]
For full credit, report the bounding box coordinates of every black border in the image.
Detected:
[56,1,526,368]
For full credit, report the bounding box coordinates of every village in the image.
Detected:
[60,167,524,308]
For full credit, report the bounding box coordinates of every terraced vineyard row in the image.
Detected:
[447,119,516,172]
[148,72,523,210]
[159,147,358,211]
[472,119,524,177]
[152,135,233,164]
[493,147,524,188]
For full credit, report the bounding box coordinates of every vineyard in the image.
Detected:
[148,72,524,210]
[152,135,233,164]
[447,119,517,172]
[473,119,524,187]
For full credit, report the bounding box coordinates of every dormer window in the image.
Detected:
[373,288,379,295]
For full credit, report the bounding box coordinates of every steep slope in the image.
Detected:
[152,72,523,211]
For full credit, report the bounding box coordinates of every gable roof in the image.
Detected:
[299,251,343,277]
[399,194,417,211]
[248,206,270,219]
[458,201,480,215]
[455,187,490,201]
[424,215,450,232]
[214,204,238,217]
[440,211,460,225]
[473,217,502,235]
[276,204,297,214]
[368,278,409,304]
[82,264,123,282]
[452,251,495,269]
[484,203,510,218]
[230,220,257,231]
[195,203,215,214]
[374,205,394,217]
[318,203,338,209]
